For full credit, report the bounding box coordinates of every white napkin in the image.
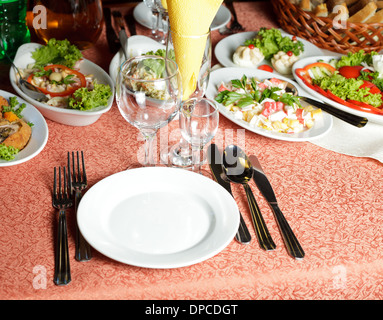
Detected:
[311,117,383,163]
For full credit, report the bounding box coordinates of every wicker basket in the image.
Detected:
[271,0,383,54]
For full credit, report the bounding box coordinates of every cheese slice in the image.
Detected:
[166,0,222,99]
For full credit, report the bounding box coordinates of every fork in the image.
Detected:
[220,1,245,35]
[68,151,92,262]
[52,166,72,285]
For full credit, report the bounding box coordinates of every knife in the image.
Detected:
[103,7,120,54]
[249,154,305,259]
[208,144,251,244]
[301,96,368,128]
[125,8,137,36]
[112,11,129,60]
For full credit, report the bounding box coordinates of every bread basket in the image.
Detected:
[271,0,383,54]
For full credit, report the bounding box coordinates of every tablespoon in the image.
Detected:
[279,79,368,128]
[222,145,276,251]
[0,41,48,102]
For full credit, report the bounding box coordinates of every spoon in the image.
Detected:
[222,145,276,251]
[0,41,48,102]
[278,79,368,128]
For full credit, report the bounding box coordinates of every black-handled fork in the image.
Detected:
[52,166,72,285]
[68,151,92,262]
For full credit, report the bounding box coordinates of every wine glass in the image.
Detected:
[116,55,182,166]
[143,0,166,44]
[160,28,212,167]
[179,97,219,173]
[32,0,103,50]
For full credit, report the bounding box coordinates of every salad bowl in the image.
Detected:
[10,43,115,127]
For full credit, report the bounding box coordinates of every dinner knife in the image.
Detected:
[249,154,305,259]
[300,96,368,128]
[103,7,120,54]
[208,144,251,244]
[125,8,137,36]
[112,11,129,60]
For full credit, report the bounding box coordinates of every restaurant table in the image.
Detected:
[1,1,383,301]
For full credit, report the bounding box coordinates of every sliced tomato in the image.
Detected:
[258,64,273,73]
[303,62,337,73]
[338,66,363,79]
[295,68,316,91]
[27,64,87,97]
[360,80,381,94]
[347,99,383,115]
[314,84,328,97]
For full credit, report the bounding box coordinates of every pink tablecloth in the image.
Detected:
[1,1,383,300]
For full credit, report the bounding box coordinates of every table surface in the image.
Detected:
[1,1,383,301]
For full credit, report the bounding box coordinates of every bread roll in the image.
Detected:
[348,1,378,22]
[349,0,376,16]
[366,8,383,22]
[376,1,383,8]
[314,3,329,16]
[328,2,349,19]
[300,0,312,11]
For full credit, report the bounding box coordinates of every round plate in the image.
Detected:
[293,55,383,125]
[10,43,115,127]
[214,30,324,79]
[0,90,48,167]
[77,167,240,269]
[133,2,231,31]
[205,67,333,142]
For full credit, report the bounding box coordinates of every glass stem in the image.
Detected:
[192,146,202,174]
[142,130,157,166]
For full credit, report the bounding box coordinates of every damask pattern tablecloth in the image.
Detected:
[1,1,383,300]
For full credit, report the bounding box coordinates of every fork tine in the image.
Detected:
[81,151,87,184]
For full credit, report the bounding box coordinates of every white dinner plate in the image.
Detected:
[109,35,166,85]
[10,43,115,126]
[77,167,240,269]
[0,90,48,167]
[293,55,383,125]
[133,2,231,31]
[205,67,333,142]
[214,30,324,79]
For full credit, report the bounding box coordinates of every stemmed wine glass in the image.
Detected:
[115,55,182,166]
[179,97,219,173]
[143,0,167,44]
[160,28,212,167]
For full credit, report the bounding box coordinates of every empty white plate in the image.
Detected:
[77,167,240,268]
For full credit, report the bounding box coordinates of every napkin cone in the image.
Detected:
[165,0,223,99]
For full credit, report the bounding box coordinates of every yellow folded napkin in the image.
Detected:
[165,0,223,99]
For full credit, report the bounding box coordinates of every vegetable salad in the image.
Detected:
[295,50,383,115]
[215,76,322,134]
[21,39,112,110]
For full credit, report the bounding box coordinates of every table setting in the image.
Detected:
[1,0,383,302]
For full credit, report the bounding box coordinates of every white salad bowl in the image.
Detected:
[10,43,115,127]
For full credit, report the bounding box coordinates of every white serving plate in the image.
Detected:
[205,67,333,142]
[0,90,48,167]
[293,55,383,125]
[77,167,240,269]
[10,42,115,127]
[214,30,324,79]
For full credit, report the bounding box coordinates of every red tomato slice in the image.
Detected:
[338,66,362,79]
[360,80,381,94]
[257,64,273,73]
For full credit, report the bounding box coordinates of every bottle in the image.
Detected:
[0,0,31,60]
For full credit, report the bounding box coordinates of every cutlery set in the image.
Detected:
[52,151,91,286]
[208,144,305,260]
[103,7,136,54]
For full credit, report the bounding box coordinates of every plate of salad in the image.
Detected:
[10,39,114,126]
[205,67,332,142]
[293,50,383,125]
[0,90,48,167]
[214,28,324,79]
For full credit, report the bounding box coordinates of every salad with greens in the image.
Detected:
[295,50,383,115]
[21,38,112,111]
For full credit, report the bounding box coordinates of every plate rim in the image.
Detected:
[205,67,333,142]
[0,89,49,167]
[133,2,231,31]
[292,55,383,125]
[77,166,240,269]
